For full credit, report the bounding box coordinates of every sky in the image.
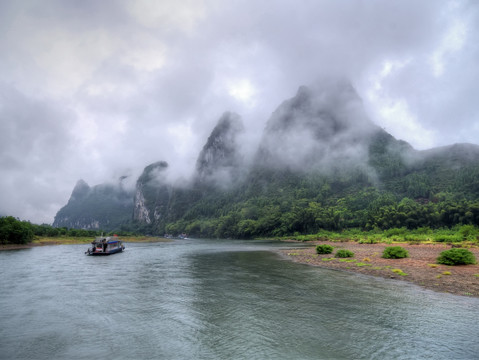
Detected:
[1,0,478,224]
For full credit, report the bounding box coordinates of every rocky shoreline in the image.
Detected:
[279,241,479,297]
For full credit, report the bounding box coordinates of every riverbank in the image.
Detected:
[279,241,479,297]
[0,236,171,251]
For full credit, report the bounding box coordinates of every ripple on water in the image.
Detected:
[0,240,478,360]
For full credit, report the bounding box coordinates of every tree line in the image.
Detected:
[0,216,132,245]
[162,189,479,239]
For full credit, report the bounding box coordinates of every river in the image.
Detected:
[0,239,478,359]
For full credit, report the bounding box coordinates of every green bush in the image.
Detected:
[0,216,34,244]
[335,249,354,258]
[436,248,476,266]
[382,246,409,259]
[316,244,334,254]
[434,234,462,243]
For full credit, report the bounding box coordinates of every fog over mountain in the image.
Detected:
[256,79,379,172]
[53,80,479,233]
[1,0,479,224]
[195,112,245,187]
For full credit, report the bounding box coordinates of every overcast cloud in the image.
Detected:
[1,0,478,224]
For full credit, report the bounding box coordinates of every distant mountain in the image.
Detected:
[54,80,479,236]
[53,178,134,231]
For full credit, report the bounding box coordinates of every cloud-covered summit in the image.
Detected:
[256,79,380,171]
[195,112,244,186]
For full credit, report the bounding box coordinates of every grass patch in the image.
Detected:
[33,236,93,245]
[428,264,439,268]
[33,235,168,245]
[322,258,335,261]
[339,258,357,263]
[442,271,452,275]
[356,262,372,267]
[277,226,479,245]
[392,268,408,276]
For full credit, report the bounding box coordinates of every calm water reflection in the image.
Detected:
[0,239,478,359]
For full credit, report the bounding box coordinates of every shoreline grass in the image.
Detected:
[1,236,171,250]
[275,226,479,247]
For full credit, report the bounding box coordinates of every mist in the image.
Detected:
[1,0,478,224]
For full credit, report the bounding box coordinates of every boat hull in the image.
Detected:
[88,248,123,256]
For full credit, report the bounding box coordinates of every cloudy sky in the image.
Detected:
[1,0,478,224]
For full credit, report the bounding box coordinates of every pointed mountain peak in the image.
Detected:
[70,179,90,201]
[195,112,244,184]
[257,78,380,170]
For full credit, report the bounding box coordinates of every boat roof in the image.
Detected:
[92,236,122,244]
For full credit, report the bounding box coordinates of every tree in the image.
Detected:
[0,216,34,244]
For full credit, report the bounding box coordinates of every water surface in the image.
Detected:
[1,239,478,359]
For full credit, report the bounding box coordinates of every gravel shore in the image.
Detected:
[279,241,479,297]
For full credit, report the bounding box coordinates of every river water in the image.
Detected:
[0,239,478,360]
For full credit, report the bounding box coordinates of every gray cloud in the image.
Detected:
[0,0,478,224]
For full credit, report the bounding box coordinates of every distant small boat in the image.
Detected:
[85,235,125,255]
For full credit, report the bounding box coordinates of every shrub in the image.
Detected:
[436,248,476,266]
[434,234,462,243]
[335,249,354,258]
[316,244,334,254]
[382,246,409,259]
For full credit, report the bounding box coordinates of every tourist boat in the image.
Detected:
[85,235,125,255]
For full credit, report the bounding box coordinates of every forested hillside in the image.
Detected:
[54,81,479,237]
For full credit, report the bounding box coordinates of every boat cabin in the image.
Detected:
[86,235,124,255]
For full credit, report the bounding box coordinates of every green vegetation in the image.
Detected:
[276,225,479,245]
[0,216,138,245]
[316,244,334,254]
[335,249,354,258]
[436,248,477,266]
[161,183,479,239]
[382,246,409,259]
[392,269,408,276]
[0,216,34,244]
